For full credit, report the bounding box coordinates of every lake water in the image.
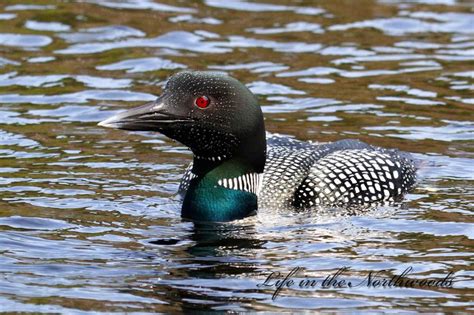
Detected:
[0,0,473,312]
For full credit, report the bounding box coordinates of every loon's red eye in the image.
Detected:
[195,96,210,109]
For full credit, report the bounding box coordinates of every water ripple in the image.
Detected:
[25,20,70,32]
[56,31,230,54]
[366,124,474,141]
[204,0,324,15]
[86,0,196,13]
[97,57,186,73]
[0,90,155,104]
[0,34,52,48]
[247,22,324,34]
[5,4,55,11]
[57,25,145,43]
[330,12,474,36]
[0,13,16,20]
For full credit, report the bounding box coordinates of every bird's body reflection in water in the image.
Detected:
[148,220,267,311]
[186,221,266,257]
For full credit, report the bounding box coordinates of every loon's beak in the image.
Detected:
[98,98,189,131]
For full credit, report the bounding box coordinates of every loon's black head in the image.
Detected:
[99,71,266,169]
[99,71,266,222]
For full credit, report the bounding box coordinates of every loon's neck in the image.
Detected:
[181,156,264,221]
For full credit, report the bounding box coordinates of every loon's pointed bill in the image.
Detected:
[98,98,191,131]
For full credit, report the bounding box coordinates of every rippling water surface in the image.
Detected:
[0,0,473,312]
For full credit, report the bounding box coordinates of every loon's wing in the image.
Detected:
[292,148,417,208]
[260,134,416,209]
[260,135,375,209]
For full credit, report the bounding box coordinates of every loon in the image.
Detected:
[99,71,416,221]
